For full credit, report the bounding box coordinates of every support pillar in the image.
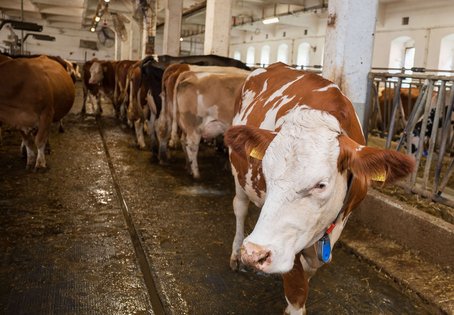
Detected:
[121,21,132,60]
[130,19,142,59]
[144,0,157,56]
[163,0,182,56]
[203,0,232,56]
[322,0,378,128]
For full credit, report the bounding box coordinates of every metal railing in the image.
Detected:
[365,71,454,207]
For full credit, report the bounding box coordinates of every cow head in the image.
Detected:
[225,107,415,274]
[88,61,103,84]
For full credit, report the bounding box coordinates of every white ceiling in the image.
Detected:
[0,0,445,38]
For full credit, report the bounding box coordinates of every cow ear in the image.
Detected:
[224,125,276,160]
[338,134,415,184]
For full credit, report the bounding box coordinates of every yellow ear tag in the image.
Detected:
[371,172,387,182]
[249,148,264,160]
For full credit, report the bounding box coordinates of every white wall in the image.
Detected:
[229,0,454,71]
[0,25,115,63]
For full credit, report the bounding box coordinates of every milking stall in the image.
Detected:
[0,0,453,314]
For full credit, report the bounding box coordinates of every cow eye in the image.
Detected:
[313,182,327,191]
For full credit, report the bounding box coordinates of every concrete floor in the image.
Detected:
[0,84,438,315]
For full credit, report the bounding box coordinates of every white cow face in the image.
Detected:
[241,108,347,273]
[89,62,103,84]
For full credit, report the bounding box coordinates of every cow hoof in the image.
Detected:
[33,166,48,173]
[149,155,159,164]
[230,255,242,271]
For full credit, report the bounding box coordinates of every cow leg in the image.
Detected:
[34,119,51,170]
[230,185,250,270]
[59,120,65,133]
[183,132,201,179]
[81,87,87,115]
[283,254,310,315]
[134,119,146,150]
[20,130,36,169]
[147,112,159,158]
[155,115,170,163]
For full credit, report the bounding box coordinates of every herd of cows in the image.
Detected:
[0,52,417,314]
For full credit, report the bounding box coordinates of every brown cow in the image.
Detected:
[114,59,137,120]
[0,55,75,169]
[224,63,415,314]
[126,61,151,150]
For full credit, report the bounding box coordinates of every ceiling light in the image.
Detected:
[262,17,279,25]
[104,0,110,2]
[90,27,96,32]
[95,16,101,22]
[180,37,183,42]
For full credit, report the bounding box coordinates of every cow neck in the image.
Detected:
[315,174,354,264]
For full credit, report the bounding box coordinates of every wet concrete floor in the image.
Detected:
[0,84,437,314]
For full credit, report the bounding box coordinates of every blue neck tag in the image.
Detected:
[317,234,331,263]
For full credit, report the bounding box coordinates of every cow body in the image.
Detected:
[173,67,249,178]
[0,56,75,169]
[224,63,414,314]
[81,59,101,115]
[126,61,154,150]
[144,54,250,70]
[156,64,249,162]
[88,60,119,115]
[114,59,137,119]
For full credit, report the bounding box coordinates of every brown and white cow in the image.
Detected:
[125,61,152,150]
[88,60,119,115]
[224,63,415,314]
[0,55,75,169]
[81,59,101,116]
[172,66,249,178]
[114,59,137,120]
[156,64,249,163]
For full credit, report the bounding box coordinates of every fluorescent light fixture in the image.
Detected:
[262,17,279,25]
[95,16,101,22]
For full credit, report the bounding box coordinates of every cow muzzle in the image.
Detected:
[240,242,272,272]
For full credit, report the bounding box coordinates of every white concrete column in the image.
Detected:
[322,0,378,127]
[204,0,232,56]
[163,0,182,56]
[130,19,142,60]
[115,32,122,60]
[121,22,132,60]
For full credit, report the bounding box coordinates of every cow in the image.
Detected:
[63,59,81,83]
[125,61,158,150]
[139,55,250,159]
[172,67,249,178]
[0,55,75,169]
[88,60,119,116]
[81,59,101,116]
[143,54,250,71]
[114,59,137,119]
[224,63,415,314]
[155,64,253,164]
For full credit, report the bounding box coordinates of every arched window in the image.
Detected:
[246,46,255,66]
[260,45,270,67]
[296,42,310,69]
[277,44,288,64]
[233,50,241,61]
[388,36,415,73]
[438,33,454,71]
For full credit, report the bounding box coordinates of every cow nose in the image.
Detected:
[240,242,272,271]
